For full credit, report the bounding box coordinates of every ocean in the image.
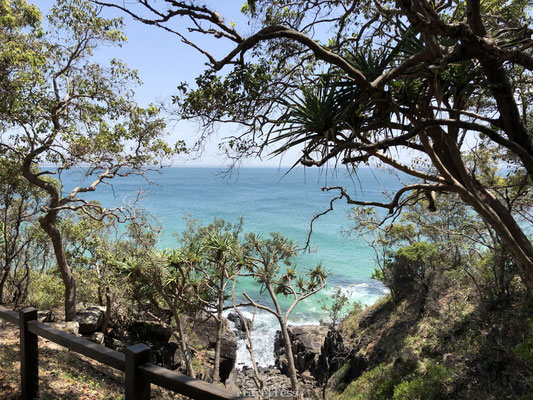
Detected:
[62,166,398,367]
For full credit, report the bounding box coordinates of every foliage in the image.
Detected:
[28,271,64,310]
[514,318,533,365]
[391,361,450,400]
[334,362,404,400]
[242,231,327,390]
[321,286,352,329]
[336,248,533,400]
[0,157,49,306]
[0,0,179,319]
[99,0,533,296]
[354,192,519,302]
[376,242,443,301]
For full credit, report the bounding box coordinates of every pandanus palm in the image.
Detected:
[269,27,486,167]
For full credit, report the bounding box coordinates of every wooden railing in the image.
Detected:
[0,305,250,400]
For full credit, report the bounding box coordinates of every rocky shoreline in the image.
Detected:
[36,306,353,397]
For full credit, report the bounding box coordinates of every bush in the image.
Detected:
[514,318,533,365]
[377,242,442,301]
[28,271,64,310]
[73,268,101,307]
[335,359,449,400]
[335,362,403,400]
[392,361,450,400]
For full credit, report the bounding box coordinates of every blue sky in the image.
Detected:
[33,0,302,167]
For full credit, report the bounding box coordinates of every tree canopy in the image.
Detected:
[95,0,533,295]
[0,0,178,319]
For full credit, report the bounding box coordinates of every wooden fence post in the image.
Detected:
[125,343,151,400]
[19,307,38,400]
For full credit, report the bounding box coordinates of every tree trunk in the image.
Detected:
[279,319,299,392]
[426,130,533,296]
[213,317,222,383]
[39,214,77,321]
[169,305,196,378]
[101,287,112,334]
[467,187,533,295]
[0,268,8,304]
[212,275,225,382]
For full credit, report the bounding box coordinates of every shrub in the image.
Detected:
[336,362,403,400]
[514,318,533,365]
[73,268,101,307]
[336,359,450,400]
[377,242,442,301]
[28,271,64,310]
[392,361,450,400]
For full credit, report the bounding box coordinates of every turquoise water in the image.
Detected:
[62,167,398,366]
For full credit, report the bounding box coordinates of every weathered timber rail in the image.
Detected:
[0,305,250,400]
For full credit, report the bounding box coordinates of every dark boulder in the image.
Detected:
[128,321,173,348]
[188,312,238,383]
[227,312,252,333]
[274,325,329,376]
[314,329,352,384]
[37,310,55,323]
[76,306,105,334]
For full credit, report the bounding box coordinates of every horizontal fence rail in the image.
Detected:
[0,305,250,400]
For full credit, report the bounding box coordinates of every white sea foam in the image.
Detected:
[227,280,390,369]
[225,310,279,369]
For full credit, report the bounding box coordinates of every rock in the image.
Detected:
[50,321,80,336]
[188,312,238,383]
[235,366,319,398]
[274,325,329,375]
[88,332,105,345]
[224,369,240,395]
[128,321,172,347]
[76,306,105,334]
[278,354,290,376]
[315,329,350,384]
[153,341,179,369]
[37,310,55,323]
[227,312,252,332]
[104,337,127,352]
[301,370,314,383]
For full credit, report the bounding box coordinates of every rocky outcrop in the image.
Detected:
[127,321,175,368]
[227,312,252,333]
[274,325,329,376]
[314,329,353,384]
[50,321,80,336]
[37,310,55,323]
[75,306,105,334]
[231,366,319,398]
[188,312,238,383]
[128,321,173,347]
[104,336,127,352]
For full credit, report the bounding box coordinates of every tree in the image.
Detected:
[95,0,533,295]
[0,0,177,320]
[0,157,49,306]
[134,246,198,378]
[177,218,245,383]
[242,232,327,392]
[128,219,246,381]
[353,191,519,300]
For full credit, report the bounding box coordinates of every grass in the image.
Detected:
[330,274,533,400]
[0,326,190,399]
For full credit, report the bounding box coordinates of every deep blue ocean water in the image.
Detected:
[62,166,399,366]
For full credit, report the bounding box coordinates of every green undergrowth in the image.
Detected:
[331,271,533,400]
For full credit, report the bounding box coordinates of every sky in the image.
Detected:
[33,0,302,167]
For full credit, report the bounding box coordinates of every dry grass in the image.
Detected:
[0,326,192,399]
